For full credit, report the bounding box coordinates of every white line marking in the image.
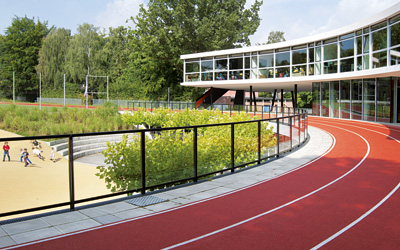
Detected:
[162,125,370,250]
[311,182,400,249]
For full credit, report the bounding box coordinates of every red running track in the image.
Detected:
[10,117,400,250]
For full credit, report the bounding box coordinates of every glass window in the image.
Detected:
[276,67,290,78]
[363,79,376,121]
[351,80,363,120]
[309,48,314,63]
[316,47,321,62]
[330,81,340,118]
[244,57,250,68]
[201,60,213,72]
[229,58,243,70]
[364,27,370,33]
[215,59,227,70]
[251,56,257,68]
[324,43,338,60]
[340,39,354,58]
[259,54,274,68]
[363,54,370,70]
[323,37,337,44]
[390,47,400,65]
[186,73,200,82]
[340,58,354,72]
[376,78,392,123]
[372,28,387,51]
[324,61,338,74]
[363,35,370,53]
[356,30,362,36]
[292,65,307,77]
[276,52,290,66]
[309,64,315,76]
[315,63,322,75]
[321,82,329,117]
[259,68,274,78]
[244,70,250,79]
[391,21,400,47]
[357,56,362,70]
[186,62,199,73]
[340,33,354,40]
[201,72,213,81]
[215,72,227,80]
[292,49,307,65]
[357,37,362,55]
[372,21,386,31]
[390,14,400,24]
[372,51,387,68]
[251,69,258,79]
[340,80,351,119]
[229,70,243,80]
[312,82,320,116]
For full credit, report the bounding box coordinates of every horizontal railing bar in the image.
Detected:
[0,201,71,218]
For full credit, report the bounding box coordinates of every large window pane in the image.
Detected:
[324,43,338,60]
[309,64,315,76]
[363,35,370,53]
[276,52,290,66]
[312,82,320,116]
[316,47,321,62]
[390,47,400,65]
[201,60,213,72]
[357,56,362,70]
[315,63,322,75]
[372,51,387,68]
[186,62,199,73]
[276,67,290,77]
[363,54,370,70]
[251,56,257,68]
[330,81,340,118]
[259,54,274,68]
[201,72,213,81]
[292,65,307,76]
[309,48,315,62]
[372,29,387,51]
[321,82,329,117]
[376,78,392,123]
[215,72,227,80]
[340,80,351,119]
[186,73,200,82]
[340,39,354,58]
[324,61,338,74]
[340,58,354,72]
[229,58,243,70]
[215,59,227,70]
[229,70,243,80]
[391,22,400,46]
[245,57,250,68]
[292,49,307,64]
[363,79,376,121]
[351,80,363,120]
[259,68,274,78]
[357,36,362,55]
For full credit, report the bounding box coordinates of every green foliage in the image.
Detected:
[98,108,276,192]
[297,92,312,108]
[0,16,51,100]
[255,30,286,45]
[126,0,263,100]
[0,102,132,136]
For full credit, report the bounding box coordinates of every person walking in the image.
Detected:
[20,148,32,164]
[23,148,30,167]
[3,142,10,162]
[50,147,55,163]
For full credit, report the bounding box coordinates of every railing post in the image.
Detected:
[230,104,232,117]
[298,115,301,146]
[68,136,75,211]
[193,127,198,182]
[290,116,293,149]
[141,131,146,195]
[231,124,235,173]
[258,121,261,164]
[261,105,264,119]
[276,118,280,157]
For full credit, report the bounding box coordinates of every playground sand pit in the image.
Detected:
[0,129,112,220]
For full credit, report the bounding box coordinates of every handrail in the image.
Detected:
[0,111,308,219]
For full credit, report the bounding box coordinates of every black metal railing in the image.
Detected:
[0,112,308,220]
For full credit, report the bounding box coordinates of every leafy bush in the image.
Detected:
[97,108,276,193]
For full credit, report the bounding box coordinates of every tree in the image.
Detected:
[297,92,312,108]
[127,0,263,100]
[37,28,71,91]
[256,30,286,46]
[0,16,51,100]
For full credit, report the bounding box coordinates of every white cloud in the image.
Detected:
[95,0,143,31]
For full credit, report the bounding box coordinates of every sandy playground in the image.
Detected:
[0,129,112,220]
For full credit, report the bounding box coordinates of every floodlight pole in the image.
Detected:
[12,71,15,104]
[39,73,41,110]
[63,74,66,107]
[86,75,88,109]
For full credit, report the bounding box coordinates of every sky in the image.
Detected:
[0,0,399,45]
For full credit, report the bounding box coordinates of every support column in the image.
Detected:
[271,89,277,111]
[281,89,284,112]
[294,84,298,109]
[249,85,253,110]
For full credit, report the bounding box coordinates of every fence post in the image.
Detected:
[290,116,293,149]
[231,124,235,173]
[258,121,261,164]
[141,131,146,195]
[277,118,280,157]
[193,127,198,182]
[298,115,301,146]
[68,136,75,210]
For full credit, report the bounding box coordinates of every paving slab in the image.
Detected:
[113,208,153,220]
[0,236,16,248]
[92,214,122,225]
[10,227,61,244]
[42,211,89,226]
[55,219,101,234]
[2,219,50,235]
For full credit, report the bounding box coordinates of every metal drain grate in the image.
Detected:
[125,195,167,206]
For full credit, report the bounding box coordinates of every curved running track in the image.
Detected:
[10,117,400,250]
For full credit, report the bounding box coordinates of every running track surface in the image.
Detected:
[9,117,400,249]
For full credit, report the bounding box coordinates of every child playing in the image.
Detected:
[3,141,10,162]
[23,148,30,167]
[20,148,32,164]
[50,147,55,163]
[32,147,44,160]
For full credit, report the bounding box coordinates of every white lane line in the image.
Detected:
[162,124,370,250]
[311,182,400,249]
[3,127,335,250]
